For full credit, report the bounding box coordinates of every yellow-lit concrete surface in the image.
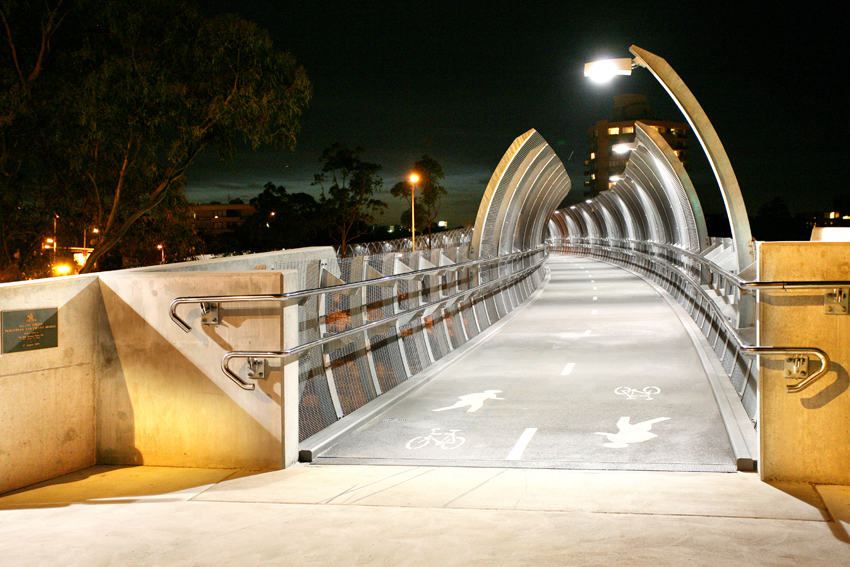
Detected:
[758,242,850,485]
[1,464,848,566]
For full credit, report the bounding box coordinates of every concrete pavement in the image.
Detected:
[1,464,848,566]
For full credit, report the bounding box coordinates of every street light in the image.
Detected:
[408,172,420,251]
[583,45,754,273]
[157,244,164,264]
[583,57,633,83]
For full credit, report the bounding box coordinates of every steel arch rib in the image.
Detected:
[473,129,570,259]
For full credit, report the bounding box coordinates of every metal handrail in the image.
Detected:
[169,247,545,333]
[599,237,850,291]
[566,240,831,393]
[220,253,549,388]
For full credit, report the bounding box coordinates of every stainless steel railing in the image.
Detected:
[170,247,547,389]
[554,237,842,394]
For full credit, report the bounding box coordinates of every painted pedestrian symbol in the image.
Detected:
[595,416,670,448]
[406,428,465,450]
[432,390,504,413]
[614,386,661,400]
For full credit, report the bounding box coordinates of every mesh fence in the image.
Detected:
[271,244,547,441]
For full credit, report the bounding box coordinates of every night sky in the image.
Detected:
[186,1,845,229]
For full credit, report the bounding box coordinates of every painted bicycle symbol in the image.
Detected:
[406,428,465,450]
[614,386,661,400]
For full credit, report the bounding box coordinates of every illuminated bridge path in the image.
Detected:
[312,255,737,472]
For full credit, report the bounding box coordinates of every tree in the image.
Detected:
[313,143,386,255]
[0,0,312,279]
[390,155,447,243]
[235,182,323,252]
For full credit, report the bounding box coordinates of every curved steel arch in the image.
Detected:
[630,45,753,271]
[472,130,571,259]
[548,119,707,256]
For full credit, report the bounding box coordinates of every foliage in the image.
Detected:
[390,155,447,241]
[235,182,324,252]
[313,143,386,255]
[0,0,311,280]
[750,196,808,241]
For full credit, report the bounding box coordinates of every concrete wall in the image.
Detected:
[758,242,850,484]
[1,247,334,494]
[137,247,335,273]
[98,270,296,470]
[0,276,102,494]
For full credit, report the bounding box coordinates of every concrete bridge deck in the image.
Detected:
[313,255,737,472]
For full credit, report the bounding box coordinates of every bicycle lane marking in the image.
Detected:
[506,428,538,460]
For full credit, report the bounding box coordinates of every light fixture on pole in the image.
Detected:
[408,172,420,251]
[584,46,754,274]
[583,57,633,83]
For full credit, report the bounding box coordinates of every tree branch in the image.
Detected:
[1,11,26,89]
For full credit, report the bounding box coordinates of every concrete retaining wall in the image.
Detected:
[0,247,334,494]
[0,275,102,494]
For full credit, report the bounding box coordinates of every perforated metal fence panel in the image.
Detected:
[280,246,547,441]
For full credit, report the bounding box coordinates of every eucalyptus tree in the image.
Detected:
[0,0,312,278]
[313,143,386,255]
[390,155,447,243]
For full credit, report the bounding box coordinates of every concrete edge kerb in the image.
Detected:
[298,269,552,462]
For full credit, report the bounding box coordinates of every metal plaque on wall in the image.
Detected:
[1,308,59,354]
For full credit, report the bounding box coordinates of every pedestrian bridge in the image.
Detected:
[2,49,849,496]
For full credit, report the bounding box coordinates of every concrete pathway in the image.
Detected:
[317,256,736,471]
[1,464,849,566]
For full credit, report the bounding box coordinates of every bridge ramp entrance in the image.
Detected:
[313,255,737,472]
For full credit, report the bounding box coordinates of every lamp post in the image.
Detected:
[157,244,164,264]
[409,172,420,251]
[583,45,754,274]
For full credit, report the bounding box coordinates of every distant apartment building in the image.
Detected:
[585,94,689,196]
[190,202,256,236]
[803,196,850,231]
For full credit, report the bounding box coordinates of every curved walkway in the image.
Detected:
[315,255,737,472]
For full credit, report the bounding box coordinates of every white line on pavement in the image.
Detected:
[584,330,592,336]
[506,428,538,460]
[592,309,597,315]
[561,362,576,375]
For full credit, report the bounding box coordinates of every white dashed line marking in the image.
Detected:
[507,428,538,461]
[561,362,576,376]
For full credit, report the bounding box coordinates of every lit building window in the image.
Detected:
[608,127,619,135]
[622,126,634,134]
[590,152,596,160]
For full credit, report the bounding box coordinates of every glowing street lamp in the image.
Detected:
[157,244,165,264]
[408,172,420,251]
[583,57,633,83]
[584,45,754,272]
[612,142,637,155]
